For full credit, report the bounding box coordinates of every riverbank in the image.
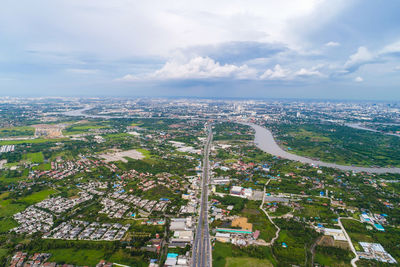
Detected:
[246,123,400,174]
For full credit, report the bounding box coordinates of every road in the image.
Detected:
[338,217,359,267]
[260,179,281,246]
[192,124,213,267]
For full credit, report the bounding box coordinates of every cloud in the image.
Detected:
[66,68,98,74]
[295,68,323,77]
[379,40,400,55]
[354,76,363,82]
[260,64,291,80]
[325,41,340,47]
[180,41,288,64]
[260,64,323,80]
[118,57,258,81]
[116,74,138,82]
[344,46,375,71]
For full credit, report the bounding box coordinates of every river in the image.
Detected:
[247,123,400,174]
[346,123,400,137]
[64,107,400,173]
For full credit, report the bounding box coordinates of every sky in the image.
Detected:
[1,0,400,100]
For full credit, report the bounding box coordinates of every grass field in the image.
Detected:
[213,242,275,267]
[0,248,8,259]
[24,152,44,163]
[20,189,56,205]
[107,249,148,266]
[240,201,276,241]
[47,248,148,266]
[63,122,111,135]
[0,126,35,138]
[32,163,52,171]
[314,253,351,267]
[48,248,105,266]
[136,148,151,159]
[0,138,67,146]
[313,245,352,267]
[0,199,25,217]
[225,257,273,267]
[0,188,56,218]
[289,128,332,142]
[0,217,18,232]
[142,185,174,200]
[293,200,336,223]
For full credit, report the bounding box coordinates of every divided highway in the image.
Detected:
[192,124,213,267]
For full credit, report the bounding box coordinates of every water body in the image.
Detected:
[63,106,113,119]
[346,123,400,137]
[247,123,400,174]
[64,108,400,173]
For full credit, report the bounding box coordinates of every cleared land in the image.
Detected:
[99,149,144,163]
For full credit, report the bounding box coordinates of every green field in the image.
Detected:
[63,122,111,135]
[212,242,275,267]
[0,126,35,138]
[272,123,400,167]
[0,217,18,232]
[240,201,276,241]
[24,152,44,163]
[0,188,56,218]
[47,248,148,266]
[20,189,56,205]
[0,199,25,217]
[225,257,273,267]
[0,248,8,260]
[32,163,52,171]
[136,148,151,159]
[48,248,105,266]
[314,246,352,267]
[0,138,67,146]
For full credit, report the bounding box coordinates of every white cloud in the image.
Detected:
[66,68,98,74]
[379,40,400,55]
[344,46,374,70]
[118,57,257,81]
[0,0,344,58]
[325,41,340,47]
[260,65,323,80]
[354,76,363,82]
[260,64,291,80]
[295,68,322,77]
[116,74,139,82]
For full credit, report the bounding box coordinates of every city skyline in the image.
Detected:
[1,0,400,100]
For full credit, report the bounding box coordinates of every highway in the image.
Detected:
[192,124,213,267]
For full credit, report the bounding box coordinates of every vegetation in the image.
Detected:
[314,246,352,267]
[271,122,400,167]
[0,126,35,138]
[212,242,275,267]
